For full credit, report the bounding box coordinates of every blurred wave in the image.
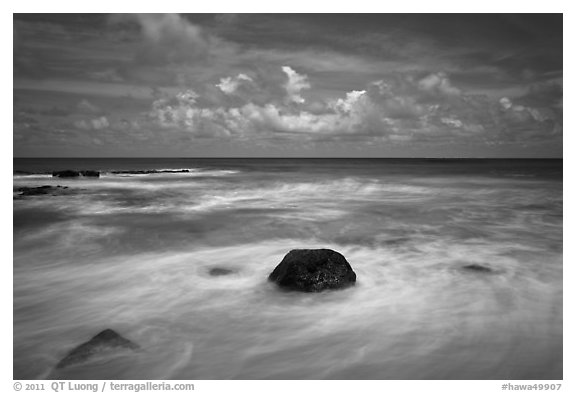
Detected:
[13,159,562,379]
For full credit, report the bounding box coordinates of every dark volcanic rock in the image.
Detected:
[209,267,234,276]
[16,185,69,196]
[53,170,101,178]
[462,264,494,273]
[80,170,100,177]
[52,170,80,178]
[56,329,139,369]
[111,169,190,175]
[269,249,356,292]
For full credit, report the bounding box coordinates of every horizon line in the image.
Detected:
[12,156,564,160]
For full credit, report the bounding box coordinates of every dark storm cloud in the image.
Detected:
[13,13,562,157]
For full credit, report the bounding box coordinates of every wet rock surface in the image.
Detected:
[56,329,139,369]
[269,249,356,292]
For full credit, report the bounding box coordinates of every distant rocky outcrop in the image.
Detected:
[269,249,357,292]
[56,329,139,369]
[80,170,100,177]
[15,185,70,196]
[52,170,100,178]
[111,169,190,175]
[462,263,494,273]
[52,170,80,178]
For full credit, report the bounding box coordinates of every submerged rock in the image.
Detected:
[209,267,235,276]
[52,170,80,178]
[16,185,69,196]
[56,329,139,369]
[269,249,356,292]
[462,264,494,273]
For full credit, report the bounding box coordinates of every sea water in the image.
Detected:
[13,158,562,379]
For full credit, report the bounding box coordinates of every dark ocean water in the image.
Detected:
[13,158,563,379]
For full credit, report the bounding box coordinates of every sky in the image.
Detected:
[13,14,563,157]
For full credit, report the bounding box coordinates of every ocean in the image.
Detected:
[13,158,563,380]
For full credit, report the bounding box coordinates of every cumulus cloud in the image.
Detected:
[139,65,560,146]
[418,72,461,96]
[146,84,394,139]
[239,103,341,134]
[282,66,310,104]
[16,64,556,149]
[216,73,253,95]
[74,116,110,130]
[499,97,513,110]
[499,96,552,123]
[148,88,334,137]
[440,117,463,128]
[331,90,367,113]
[149,88,239,137]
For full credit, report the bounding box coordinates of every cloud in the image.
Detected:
[499,97,513,110]
[148,88,237,137]
[104,13,247,87]
[113,14,209,61]
[143,66,554,146]
[91,116,110,130]
[13,14,563,157]
[109,13,236,76]
[89,68,124,83]
[239,103,340,134]
[216,73,253,95]
[418,72,461,96]
[74,116,110,130]
[440,117,464,128]
[136,14,205,44]
[14,62,558,149]
[76,99,102,114]
[146,82,401,140]
[148,87,328,137]
[499,96,553,123]
[13,67,561,155]
[282,66,310,104]
[331,90,366,113]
